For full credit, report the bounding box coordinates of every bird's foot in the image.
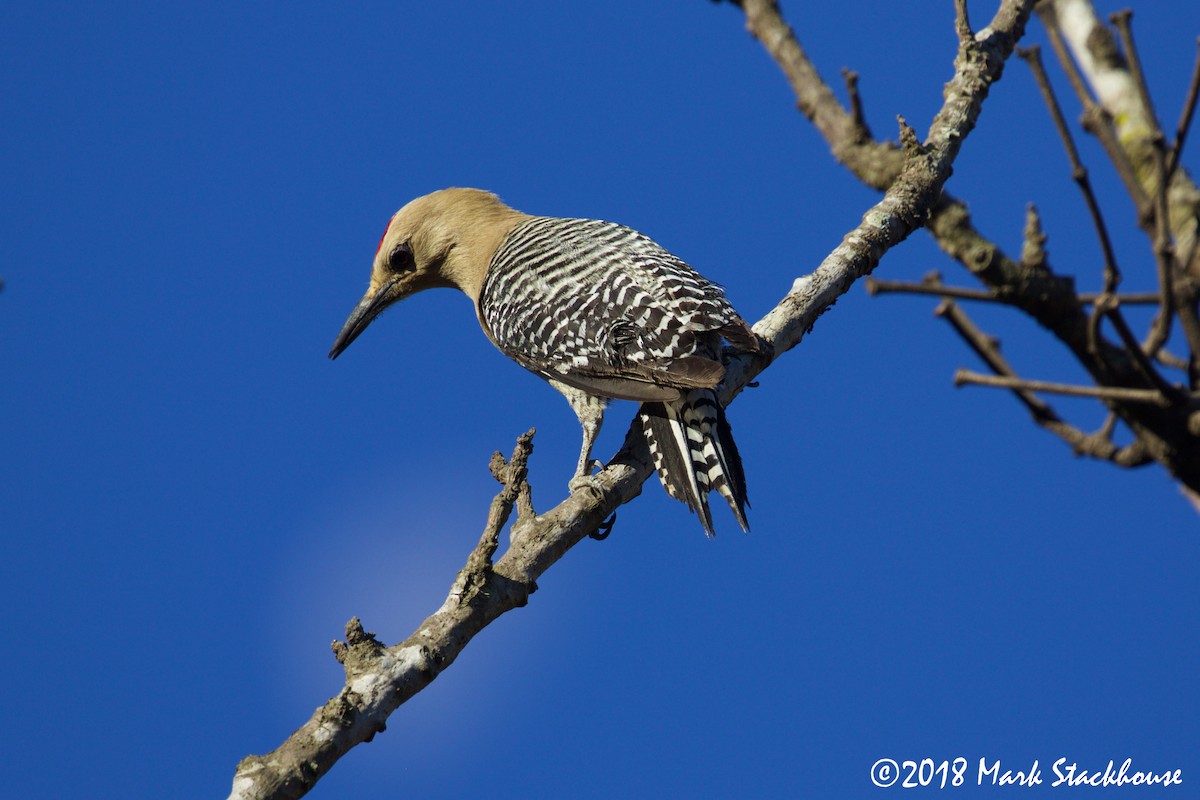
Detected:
[568,472,604,500]
[569,464,615,540]
[568,459,605,496]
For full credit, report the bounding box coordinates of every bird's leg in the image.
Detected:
[573,407,603,479]
[550,380,607,496]
[567,403,606,496]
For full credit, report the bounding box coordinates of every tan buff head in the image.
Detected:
[329,188,527,359]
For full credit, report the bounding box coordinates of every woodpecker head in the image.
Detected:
[329,188,526,359]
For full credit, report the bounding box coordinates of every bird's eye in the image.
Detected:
[389,241,415,271]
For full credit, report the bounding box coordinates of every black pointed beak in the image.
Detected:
[328,278,400,360]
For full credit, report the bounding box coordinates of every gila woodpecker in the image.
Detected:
[329,188,759,536]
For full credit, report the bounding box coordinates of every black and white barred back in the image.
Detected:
[478,215,754,535]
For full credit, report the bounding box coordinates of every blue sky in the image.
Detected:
[2,2,1197,798]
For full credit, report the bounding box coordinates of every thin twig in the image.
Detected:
[841,67,872,140]
[1037,6,1151,219]
[954,0,973,43]
[1020,44,1122,293]
[1144,144,1178,357]
[1109,10,1163,143]
[1086,294,1113,381]
[477,429,536,563]
[868,277,994,301]
[936,298,1059,421]
[935,296,1151,464]
[1097,410,1118,441]
[1166,36,1200,179]
[954,368,1175,406]
[866,276,1160,305]
[1036,4,1095,106]
[1079,292,1161,305]
[1092,294,1178,400]
[1155,347,1190,371]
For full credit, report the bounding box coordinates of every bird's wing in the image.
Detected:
[479,216,751,400]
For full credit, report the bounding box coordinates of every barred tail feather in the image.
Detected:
[639,390,750,537]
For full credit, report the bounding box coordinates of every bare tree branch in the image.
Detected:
[930,290,1152,464]
[841,67,872,139]
[1015,41,1188,402]
[866,276,1161,305]
[1048,0,1200,279]
[1037,0,1200,474]
[1166,36,1200,180]
[1145,144,1181,357]
[1019,44,1123,292]
[228,2,1039,797]
[934,294,1059,421]
[954,368,1174,405]
[751,0,1200,490]
[1039,1,1153,223]
[1109,11,1162,143]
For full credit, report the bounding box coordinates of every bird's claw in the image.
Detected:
[589,513,617,540]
